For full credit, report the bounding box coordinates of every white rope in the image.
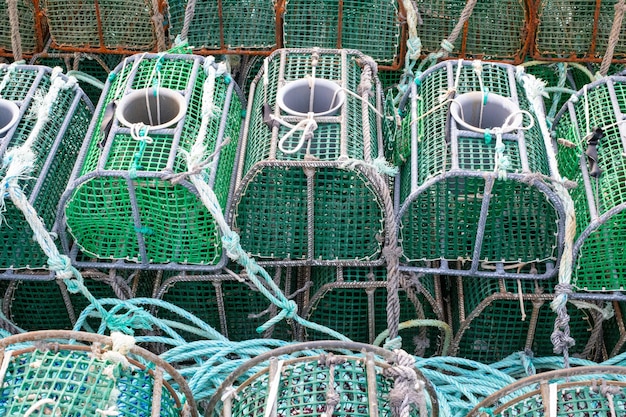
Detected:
[0,349,13,387]
[276,113,318,154]
[0,63,16,97]
[23,398,57,417]
[263,359,284,417]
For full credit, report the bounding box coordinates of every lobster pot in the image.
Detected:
[0,0,46,58]
[303,266,445,356]
[416,0,528,63]
[466,367,626,417]
[554,76,626,291]
[282,0,401,68]
[0,64,92,275]
[60,53,244,269]
[396,60,564,279]
[232,49,389,264]
[168,0,277,53]
[450,277,597,363]
[536,0,626,62]
[43,0,165,53]
[206,342,437,417]
[0,331,197,417]
[157,267,294,341]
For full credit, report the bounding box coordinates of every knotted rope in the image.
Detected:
[383,350,428,417]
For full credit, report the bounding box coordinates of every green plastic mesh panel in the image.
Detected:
[451,278,594,363]
[485,373,626,417]
[63,54,243,267]
[536,0,626,61]
[43,0,159,51]
[168,0,277,51]
[5,278,118,331]
[0,65,92,271]
[378,69,403,92]
[554,76,626,291]
[304,267,443,356]
[283,0,401,67]
[231,357,421,417]
[233,49,388,262]
[0,0,44,56]
[416,0,528,63]
[0,348,181,416]
[397,61,560,273]
[159,270,293,341]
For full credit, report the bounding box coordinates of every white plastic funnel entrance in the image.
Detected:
[450,91,523,134]
[116,88,187,130]
[0,99,20,137]
[277,78,345,117]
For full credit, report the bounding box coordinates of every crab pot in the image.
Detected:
[396,60,565,279]
[535,0,626,62]
[59,53,244,270]
[0,0,47,58]
[231,48,390,265]
[282,0,402,68]
[43,0,165,53]
[168,0,277,53]
[302,266,446,356]
[0,331,198,417]
[0,64,93,278]
[415,0,528,63]
[466,366,626,417]
[156,267,294,341]
[450,277,598,363]
[206,341,438,417]
[553,76,626,291]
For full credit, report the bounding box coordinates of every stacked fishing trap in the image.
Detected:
[4,1,626,417]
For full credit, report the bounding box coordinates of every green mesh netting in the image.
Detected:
[0,347,181,416]
[0,65,92,271]
[471,368,626,417]
[397,61,560,274]
[451,277,595,363]
[536,0,626,61]
[158,268,293,341]
[554,76,626,291]
[168,0,277,51]
[230,355,422,417]
[63,54,243,266]
[43,0,159,51]
[0,0,44,56]
[4,278,118,331]
[416,0,528,62]
[283,0,401,67]
[232,49,388,262]
[304,267,444,356]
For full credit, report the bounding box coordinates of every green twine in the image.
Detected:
[129,136,148,179]
[484,129,492,144]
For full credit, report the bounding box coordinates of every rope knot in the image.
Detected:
[382,246,403,262]
[283,299,298,319]
[48,255,75,280]
[221,233,242,261]
[383,336,403,350]
[383,350,427,417]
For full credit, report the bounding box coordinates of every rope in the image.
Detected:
[382,350,427,417]
[600,0,626,76]
[6,0,22,61]
[177,61,350,342]
[180,0,197,42]
[150,0,167,51]
[0,63,16,96]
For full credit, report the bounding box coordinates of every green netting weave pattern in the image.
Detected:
[63,54,243,266]
[0,0,43,56]
[0,348,181,416]
[554,76,626,291]
[283,0,401,66]
[44,0,158,51]
[417,0,528,62]
[536,0,626,60]
[304,267,443,356]
[232,49,387,263]
[0,65,92,271]
[451,277,594,363]
[168,0,277,51]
